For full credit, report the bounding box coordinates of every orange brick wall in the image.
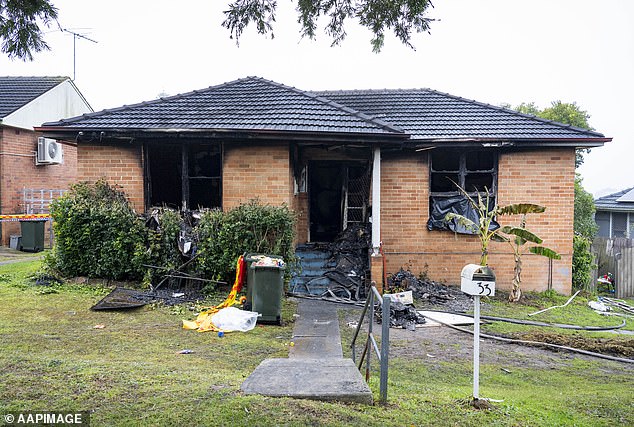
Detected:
[0,127,77,245]
[380,148,576,294]
[223,142,292,209]
[77,143,145,212]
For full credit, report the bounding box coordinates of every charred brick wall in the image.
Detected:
[0,127,78,245]
[380,148,576,294]
[77,143,145,212]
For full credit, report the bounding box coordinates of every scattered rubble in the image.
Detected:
[325,223,371,300]
[291,224,371,301]
[90,286,205,310]
[375,301,426,330]
[388,269,474,313]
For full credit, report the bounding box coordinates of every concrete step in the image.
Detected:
[240,299,373,404]
[240,358,372,404]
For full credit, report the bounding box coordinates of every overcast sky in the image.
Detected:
[1,0,632,197]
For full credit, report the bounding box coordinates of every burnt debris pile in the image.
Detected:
[376,301,427,330]
[291,223,371,301]
[387,269,473,312]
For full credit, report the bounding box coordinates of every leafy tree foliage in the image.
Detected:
[505,101,594,168]
[223,0,435,52]
[572,175,597,290]
[0,0,58,60]
[572,234,594,290]
[5,1,435,60]
[574,174,598,240]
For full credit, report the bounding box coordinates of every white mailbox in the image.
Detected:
[461,264,496,296]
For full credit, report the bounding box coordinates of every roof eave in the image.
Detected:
[408,137,611,149]
[34,126,409,145]
[595,206,634,213]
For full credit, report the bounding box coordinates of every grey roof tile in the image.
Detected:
[311,88,606,141]
[41,77,608,144]
[0,76,68,118]
[44,77,404,136]
[595,187,634,212]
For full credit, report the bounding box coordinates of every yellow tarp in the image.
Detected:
[182,255,246,333]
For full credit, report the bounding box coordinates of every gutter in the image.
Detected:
[34,127,410,146]
[410,137,611,150]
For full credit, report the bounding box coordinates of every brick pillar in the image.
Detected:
[370,253,384,293]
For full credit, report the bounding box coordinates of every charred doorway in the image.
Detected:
[309,161,370,242]
[145,142,222,210]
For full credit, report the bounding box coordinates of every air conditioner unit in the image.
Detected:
[36,137,63,165]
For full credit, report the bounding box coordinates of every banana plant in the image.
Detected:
[443,181,545,266]
[501,215,560,302]
[444,181,559,302]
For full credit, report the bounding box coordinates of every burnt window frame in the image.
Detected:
[145,140,223,210]
[430,148,498,197]
[427,148,499,232]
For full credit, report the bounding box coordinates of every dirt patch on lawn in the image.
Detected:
[512,331,634,358]
[341,307,634,371]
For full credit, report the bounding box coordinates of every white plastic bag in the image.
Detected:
[211,307,259,332]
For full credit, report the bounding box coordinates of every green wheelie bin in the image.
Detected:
[243,254,285,325]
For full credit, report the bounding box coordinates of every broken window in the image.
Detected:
[146,142,222,210]
[427,149,497,232]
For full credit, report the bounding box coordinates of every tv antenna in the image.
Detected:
[58,26,98,80]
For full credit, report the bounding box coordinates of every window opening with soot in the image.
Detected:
[146,142,222,210]
[427,149,498,233]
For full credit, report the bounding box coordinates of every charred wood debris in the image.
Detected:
[293,224,473,330]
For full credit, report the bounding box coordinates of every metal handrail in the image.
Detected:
[350,281,390,404]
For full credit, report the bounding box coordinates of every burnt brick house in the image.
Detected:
[0,76,92,245]
[38,77,610,294]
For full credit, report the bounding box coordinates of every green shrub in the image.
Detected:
[572,234,595,290]
[47,180,146,280]
[48,188,296,288]
[195,200,296,284]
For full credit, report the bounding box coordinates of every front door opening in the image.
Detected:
[309,162,369,242]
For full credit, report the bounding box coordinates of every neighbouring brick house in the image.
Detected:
[38,77,610,294]
[0,76,92,246]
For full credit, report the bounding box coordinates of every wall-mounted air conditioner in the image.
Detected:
[36,137,63,165]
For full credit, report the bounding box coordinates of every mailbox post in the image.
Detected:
[461,264,496,400]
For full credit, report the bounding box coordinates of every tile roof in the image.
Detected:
[43,77,405,136]
[312,88,606,141]
[595,187,634,212]
[41,76,609,144]
[0,76,68,118]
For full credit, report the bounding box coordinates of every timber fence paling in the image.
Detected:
[594,237,634,298]
[616,244,634,298]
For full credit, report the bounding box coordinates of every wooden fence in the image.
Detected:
[592,237,634,298]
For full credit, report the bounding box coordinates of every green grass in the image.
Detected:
[1,260,633,426]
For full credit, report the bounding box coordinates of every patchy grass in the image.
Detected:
[1,260,633,426]
[478,290,634,358]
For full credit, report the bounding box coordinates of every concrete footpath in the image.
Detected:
[240,299,373,404]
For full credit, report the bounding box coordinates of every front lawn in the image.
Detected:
[1,260,632,426]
